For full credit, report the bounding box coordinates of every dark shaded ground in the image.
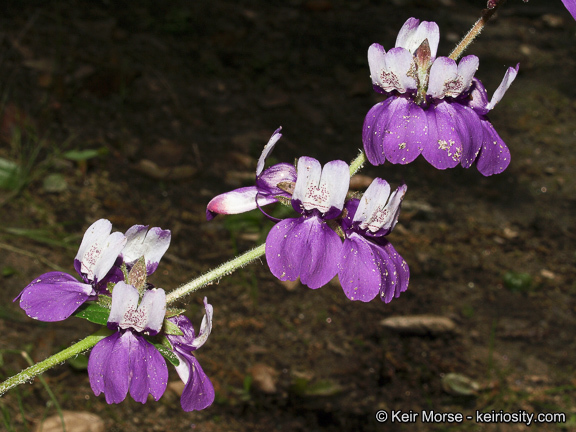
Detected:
[0,1,575,431]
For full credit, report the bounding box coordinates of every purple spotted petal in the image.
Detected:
[362,98,396,165]
[378,240,410,303]
[89,332,130,404]
[128,334,168,403]
[338,234,382,302]
[266,216,342,289]
[123,226,171,275]
[467,78,490,116]
[451,103,483,168]
[14,271,94,322]
[382,97,427,165]
[88,331,168,404]
[476,118,511,176]
[562,0,576,19]
[174,353,215,411]
[422,102,463,169]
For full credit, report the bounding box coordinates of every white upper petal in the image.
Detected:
[395,18,440,59]
[256,127,283,176]
[191,297,213,349]
[486,64,519,111]
[75,219,112,264]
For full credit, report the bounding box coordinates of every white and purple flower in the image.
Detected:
[338,179,409,302]
[206,128,297,220]
[363,17,519,176]
[88,281,168,404]
[266,156,349,289]
[166,298,215,411]
[14,219,171,322]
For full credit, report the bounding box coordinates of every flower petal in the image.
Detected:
[475,118,511,176]
[256,127,283,176]
[562,0,576,20]
[123,226,171,275]
[362,98,395,165]
[15,272,94,322]
[451,103,483,168]
[88,332,130,404]
[382,97,427,165]
[370,46,417,93]
[108,281,140,330]
[75,219,112,267]
[427,57,458,99]
[378,240,410,303]
[191,297,213,349]
[206,186,275,220]
[256,163,298,196]
[338,234,382,302]
[396,18,440,59]
[266,216,342,289]
[422,102,463,169]
[128,334,168,403]
[486,64,519,111]
[175,353,215,411]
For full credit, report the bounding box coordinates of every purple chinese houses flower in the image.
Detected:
[167,297,215,411]
[363,17,519,176]
[15,219,171,322]
[206,127,297,220]
[266,157,349,289]
[338,179,409,302]
[88,281,168,404]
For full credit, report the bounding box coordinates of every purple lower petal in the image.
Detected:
[128,334,168,403]
[377,240,410,303]
[362,98,395,165]
[382,98,426,165]
[476,118,511,176]
[176,354,215,411]
[88,332,130,404]
[266,216,342,289]
[451,103,483,168]
[422,102,463,169]
[15,272,94,322]
[338,235,381,302]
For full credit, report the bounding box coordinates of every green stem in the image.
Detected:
[449,0,507,61]
[0,328,110,397]
[166,243,266,304]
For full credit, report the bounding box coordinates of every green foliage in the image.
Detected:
[503,271,533,292]
[72,303,111,326]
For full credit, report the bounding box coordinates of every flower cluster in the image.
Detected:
[15,219,214,411]
[363,18,518,176]
[208,132,409,303]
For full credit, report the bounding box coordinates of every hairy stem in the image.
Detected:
[449,0,507,61]
[0,329,110,397]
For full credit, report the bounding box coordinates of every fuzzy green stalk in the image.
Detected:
[0,329,111,397]
[449,0,507,61]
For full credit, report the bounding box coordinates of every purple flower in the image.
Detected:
[266,157,349,289]
[363,17,519,176]
[122,225,171,275]
[338,179,409,302]
[166,298,214,411]
[88,281,168,404]
[206,128,297,220]
[562,0,576,20]
[14,219,127,321]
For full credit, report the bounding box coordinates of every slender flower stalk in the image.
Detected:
[0,329,111,397]
[449,0,508,61]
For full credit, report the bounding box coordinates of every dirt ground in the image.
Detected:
[0,1,575,431]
